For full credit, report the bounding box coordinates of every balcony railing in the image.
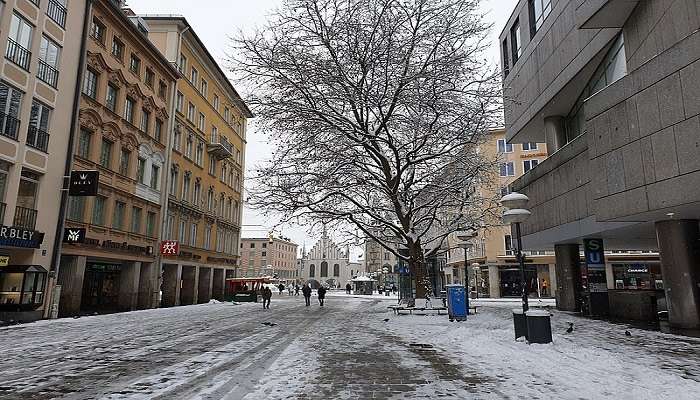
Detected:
[47,0,67,28]
[27,126,50,152]
[14,206,38,230]
[207,133,234,159]
[5,39,31,71]
[0,113,20,140]
[37,60,59,88]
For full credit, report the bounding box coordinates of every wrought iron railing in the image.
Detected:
[0,113,20,140]
[47,0,67,28]
[27,126,50,152]
[37,60,59,88]
[5,38,31,71]
[14,206,38,230]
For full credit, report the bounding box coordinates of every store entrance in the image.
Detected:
[499,266,538,297]
[81,263,121,314]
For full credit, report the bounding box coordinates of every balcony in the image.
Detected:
[207,133,234,159]
[37,60,59,88]
[0,113,20,140]
[47,0,67,28]
[26,126,50,152]
[5,38,31,71]
[14,206,38,230]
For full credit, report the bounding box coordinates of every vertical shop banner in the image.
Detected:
[583,239,607,293]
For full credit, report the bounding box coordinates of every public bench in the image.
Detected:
[387,304,479,315]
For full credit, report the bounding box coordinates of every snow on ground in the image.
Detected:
[0,295,697,399]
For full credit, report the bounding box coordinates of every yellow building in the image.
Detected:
[143,16,251,306]
[446,129,554,298]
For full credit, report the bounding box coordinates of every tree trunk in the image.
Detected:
[409,242,429,299]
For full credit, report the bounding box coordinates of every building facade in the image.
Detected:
[445,129,555,298]
[500,0,697,330]
[142,16,250,307]
[57,1,179,317]
[0,0,88,322]
[299,232,354,288]
[239,236,298,279]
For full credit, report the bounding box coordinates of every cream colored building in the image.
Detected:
[0,0,88,322]
[299,232,354,288]
[240,236,298,280]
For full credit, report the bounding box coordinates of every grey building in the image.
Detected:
[500,0,700,332]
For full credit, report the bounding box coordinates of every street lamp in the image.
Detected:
[457,228,478,292]
[501,192,531,314]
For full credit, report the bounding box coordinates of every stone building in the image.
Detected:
[299,231,354,288]
[500,0,698,330]
[240,236,298,280]
[141,15,251,307]
[57,0,179,317]
[0,0,88,322]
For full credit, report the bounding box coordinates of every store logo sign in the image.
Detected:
[160,240,179,255]
[63,228,86,243]
[68,170,99,196]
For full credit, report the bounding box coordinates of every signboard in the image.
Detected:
[0,256,9,266]
[63,228,86,244]
[160,240,179,256]
[0,226,44,248]
[68,170,99,196]
[583,239,607,293]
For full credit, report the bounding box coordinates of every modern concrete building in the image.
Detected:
[500,0,700,331]
[141,15,250,307]
[0,0,88,322]
[240,236,298,280]
[57,0,179,317]
[445,129,555,298]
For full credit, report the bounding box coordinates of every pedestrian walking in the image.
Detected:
[261,287,272,309]
[391,284,397,294]
[288,286,293,296]
[278,283,285,295]
[295,285,300,296]
[345,283,352,295]
[317,286,327,307]
[302,284,312,306]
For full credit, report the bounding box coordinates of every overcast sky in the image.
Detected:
[129,0,518,255]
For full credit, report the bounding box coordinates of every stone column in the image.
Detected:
[57,256,87,317]
[118,262,141,311]
[544,116,566,153]
[554,244,582,311]
[488,265,500,298]
[137,262,156,309]
[212,268,224,300]
[655,220,700,330]
[197,267,212,303]
[161,263,182,307]
[548,263,557,298]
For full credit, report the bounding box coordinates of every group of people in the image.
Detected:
[260,283,327,309]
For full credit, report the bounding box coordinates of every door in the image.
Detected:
[81,263,121,313]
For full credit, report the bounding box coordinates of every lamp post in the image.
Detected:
[501,192,531,314]
[457,228,478,295]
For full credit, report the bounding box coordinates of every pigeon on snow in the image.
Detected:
[565,322,574,334]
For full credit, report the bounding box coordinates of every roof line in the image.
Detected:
[140,15,254,118]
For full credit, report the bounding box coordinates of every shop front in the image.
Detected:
[608,262,664,323]
[497,264,554,298]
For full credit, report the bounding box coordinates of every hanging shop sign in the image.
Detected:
[0,226,44,248]
[160,240,180,256]
[583,238,607,293]
[68,170,99,196]
[0,256,9,266]
[63,228,86,244]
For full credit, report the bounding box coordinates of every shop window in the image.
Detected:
[612,263,663,290]
[0,266,47,310]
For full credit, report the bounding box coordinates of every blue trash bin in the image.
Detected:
[445,284,468,321]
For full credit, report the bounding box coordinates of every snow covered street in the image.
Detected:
[0,295,698,399]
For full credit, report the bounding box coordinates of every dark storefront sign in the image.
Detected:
[160,240,179,256]
[582,239,609,317]
[63,228,87,244]
[68,170,99,196]
[0,226,44,248]
[77,238,153,257]
[207,256,237,266]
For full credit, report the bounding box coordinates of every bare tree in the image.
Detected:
[232,0,501,298]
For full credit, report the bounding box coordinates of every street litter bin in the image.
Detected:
[526,309,552,344]
[512,309,527,340]
[446,284,468,321]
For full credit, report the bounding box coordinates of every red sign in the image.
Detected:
[160,240,179,256]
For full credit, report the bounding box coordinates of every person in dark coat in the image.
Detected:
[261,287,272,309]
[278,283,285,295]
[317,286,327,306]
[302,284,312,306]
[345,283,352,295]
[295,285,300,296]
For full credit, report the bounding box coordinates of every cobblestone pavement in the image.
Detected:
[0,295,698,399]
